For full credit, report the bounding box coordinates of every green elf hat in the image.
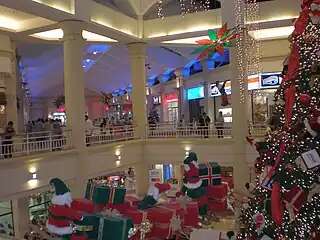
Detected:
[183,152,198,165]
[226,231,235,239]
[50,178,70,195]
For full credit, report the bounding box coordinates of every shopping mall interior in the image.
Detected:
[1,0,319,239]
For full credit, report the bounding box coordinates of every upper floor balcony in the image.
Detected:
[0,122,267,159]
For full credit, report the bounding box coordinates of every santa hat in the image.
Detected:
[155,183,170,193]
[50,178,72,207]
[303,0,320,7]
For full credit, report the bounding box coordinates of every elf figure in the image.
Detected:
[47,178,83,237]
[176,152,207,215]
[138,183,171,210]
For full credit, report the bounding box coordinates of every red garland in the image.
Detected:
[271,182,284,226]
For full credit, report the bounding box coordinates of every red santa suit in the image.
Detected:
[47,178,83,235]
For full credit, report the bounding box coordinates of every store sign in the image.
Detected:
[260,73,282,88]
[166,93,178,103]
[57,107,66,113]
[149,169,162,183]
[209,73,280,97]
[153,96,161,105]
[187,86,204,100]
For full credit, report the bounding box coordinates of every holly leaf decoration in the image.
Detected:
[192,23,239,60]
[208,29,218,41]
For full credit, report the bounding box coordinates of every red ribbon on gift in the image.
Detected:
[108,187,115,204]
[199,163,221,186]
[89,183,102,200]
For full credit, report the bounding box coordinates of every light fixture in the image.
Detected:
[116,160,120,165]
[117,155,121,160]
[86,59,90,62]
[185,147,191,151]
[30,29,118,42]
[185,151,189,156]
[115,150,120,156]
[249,26,294,40]
[93,51,98,55]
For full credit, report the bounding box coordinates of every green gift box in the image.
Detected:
[199,162,221,187]
[76,212,133,240]
[85,183,126,204]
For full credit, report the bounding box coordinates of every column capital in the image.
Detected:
[128,42,147,58]
[60,20,85,39]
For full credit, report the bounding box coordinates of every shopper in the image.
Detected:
[85,115,93,146]
[216,111,224,138]
[2,121,16,158]
[203,112,211,138]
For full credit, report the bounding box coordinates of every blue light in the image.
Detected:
[187,86,204,100]
[87,45,110,54]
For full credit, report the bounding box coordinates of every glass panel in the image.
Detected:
[0,213,14,236]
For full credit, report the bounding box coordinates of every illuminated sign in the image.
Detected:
[187,86,204,100]
[210,73,279,97]
[166,93,178,103]
[57,107,66,113]
[153,96,161,104]
[260,73,282,88]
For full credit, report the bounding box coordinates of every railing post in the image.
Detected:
[49,131,52,151]
[26,134,29,155]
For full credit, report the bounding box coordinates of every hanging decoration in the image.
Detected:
[53,94,65,109]
[191,23,239,60]
[101,91,113,105]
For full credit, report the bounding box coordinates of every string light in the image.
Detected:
[157,0,164,19]
[179,0,186,16]
[234,0,246,104]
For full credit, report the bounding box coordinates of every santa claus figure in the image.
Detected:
[138,183,171,210]
[177,152,207,215]
[47,178,83,236]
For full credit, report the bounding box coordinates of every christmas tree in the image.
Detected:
[238,1,320,239]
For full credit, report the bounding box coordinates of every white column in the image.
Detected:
[222,1,250,193]
[135,162,149,196]
[12,197,29,238]
[0,34,18,131]
[203,81,214,122]
[128,43,147,138]
[61,20,87,198]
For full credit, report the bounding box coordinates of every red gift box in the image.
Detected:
[206,184,228,199]
[70,233,87,240]
[71,199,95,213]
[222,177,234,189]
[93,204,105,213]
[105,203,127,214]
[125,196,141,207]
[283,185,308,215]
[208,199,227,212]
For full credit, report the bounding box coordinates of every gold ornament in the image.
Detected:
[101,208,122,218]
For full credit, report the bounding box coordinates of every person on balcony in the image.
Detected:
[2,121,15,158]
[216,111,224,138]
[85,115,93,146]
[200,112,211,138]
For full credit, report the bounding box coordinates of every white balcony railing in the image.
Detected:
[0,123,266,159]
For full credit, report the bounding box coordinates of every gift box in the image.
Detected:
[125,196,141,207]
[283,185,308,216]
[206,184,228,199]
[125,206,174,224]
[85,183,126,204]
[78,211,133,240]
[105,204,127,214]
[301,149,320,170]
[199,163,221,187]
[221,177,233,189]
[207,199,227,212]
[71,199,95,214]
[259,165,273,190]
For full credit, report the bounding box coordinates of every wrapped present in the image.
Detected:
[78,210,133,240]
[207,198,227,212]
[105,204,127,214]
[73,212,96,239]
[71,199,95,214]
[221,177,234,189]
[70,233,88,240]
[168,197,199,227]
[283,185,308,221]
[125,206,174,224]
[301,149,320,170]
[151,215,183,239]
[206,184,228,199]
[85,183,126,204]
[125,196,141,207]
[259,165,273,190]
[199,163,221,187]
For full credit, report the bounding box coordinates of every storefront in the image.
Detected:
[153,164,173,183]
[150,96,161,122]
[210,72,282,122]
[164,92,179,123]
[48,107,66,124]
[187,86,204,121]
